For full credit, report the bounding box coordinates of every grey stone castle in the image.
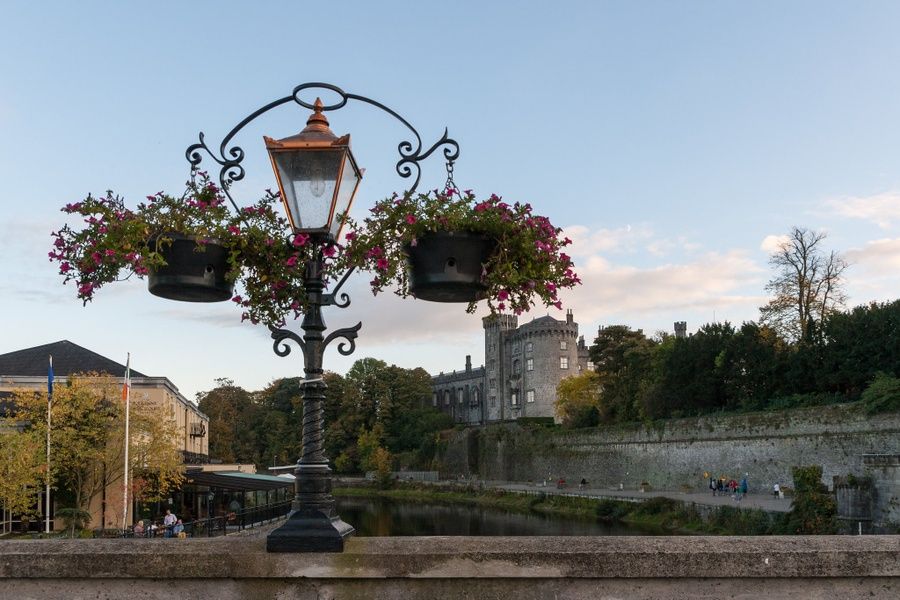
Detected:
[431,310,591,424]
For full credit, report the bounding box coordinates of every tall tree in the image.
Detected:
[759,226,848,343]
[196,378,257,463]
[589,325,656,422]
[12,374,184,525]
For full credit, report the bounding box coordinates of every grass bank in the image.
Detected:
[333,483,782,535]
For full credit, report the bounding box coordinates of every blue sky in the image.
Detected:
[2,1,899,400]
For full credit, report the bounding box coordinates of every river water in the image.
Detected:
[335,497,665,536]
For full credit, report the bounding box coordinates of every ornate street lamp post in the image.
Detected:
[185,82,459,552]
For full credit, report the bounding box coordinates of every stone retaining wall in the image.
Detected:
[441,404,900,496]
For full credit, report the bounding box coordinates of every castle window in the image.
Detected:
[444,390,451,406]
[560,340,568,351]
[489,378,497,392]
[471,389,480,406]
[526,342,533,353]
[490,396,496,407]
[510,391,519,406]
[457,389,464,404]
[526,358,534,371]
[512,342,521,354]
[489,359,496,372]
[432,393,438,407]
[513,359,521,375]
[526,390,535,403]
[560,356,569,369]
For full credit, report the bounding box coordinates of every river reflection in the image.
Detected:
[335,496,665,536]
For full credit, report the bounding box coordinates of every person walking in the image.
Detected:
[709,476,717,497]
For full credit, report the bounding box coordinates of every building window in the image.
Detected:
[490,396,496,407]
[560,356,569,369]
[587,361,594,370]
[526,358,534,371]
[526,390,535,403]
[560,340,568,350]
[512,342,521,354]
[513,359,521,375]
[489,359,496,372]
[471,389,480,406]
[432,393,438,407]
[489,378,497,392]
[444,391,451,406]
[526,342,533,353]
[457,389,464,404]
[510,391,519,406]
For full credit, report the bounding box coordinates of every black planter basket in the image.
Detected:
[147,234,233,302]
[404,231,495,303]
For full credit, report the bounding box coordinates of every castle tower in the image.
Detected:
[483,315,517,422]
[674,321,687,339]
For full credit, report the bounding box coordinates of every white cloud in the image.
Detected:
[826,192,900,229]
[563,223,655,256]
[760,234,790,254]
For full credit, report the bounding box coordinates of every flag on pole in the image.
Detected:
[122,353,131,532]
[46,355,53,534]
[122,355,130,401]
[48,355,54,396]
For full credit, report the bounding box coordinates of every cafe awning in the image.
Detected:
[184,470,293,492]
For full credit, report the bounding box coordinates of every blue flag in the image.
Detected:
[48,355,54,397]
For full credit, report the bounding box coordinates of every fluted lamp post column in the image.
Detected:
[264,99,362,552]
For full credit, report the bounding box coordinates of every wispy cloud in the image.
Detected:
[825,192,900,229]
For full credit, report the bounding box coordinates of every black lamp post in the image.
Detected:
[185,82,459,552]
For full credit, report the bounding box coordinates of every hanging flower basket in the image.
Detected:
[404,231,495,302]
[147,234,233,302]
[339,189,581,315]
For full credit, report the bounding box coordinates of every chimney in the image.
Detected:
[465,355,472,372]
[566,309,574,325]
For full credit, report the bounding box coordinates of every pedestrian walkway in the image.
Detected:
[484,481,792,513]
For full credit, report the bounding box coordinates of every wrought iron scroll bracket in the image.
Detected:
[185,82,461,213]
[270,326,306,360]
[323,322,362,357]
[322,265,356,308]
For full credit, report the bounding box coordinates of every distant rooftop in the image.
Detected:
[0,340,147,378]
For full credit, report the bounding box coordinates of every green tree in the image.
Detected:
[13,374,184,525]
[589,326,656,422]
[0,423,44,525]
[197,378,258,463]
[759,227,848,344]
[555,371,602,428]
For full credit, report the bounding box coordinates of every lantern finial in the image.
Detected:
[302,98,332,136]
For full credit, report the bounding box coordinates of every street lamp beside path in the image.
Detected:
[185,82,461,552]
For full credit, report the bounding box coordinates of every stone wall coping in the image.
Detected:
[1,535,898,580]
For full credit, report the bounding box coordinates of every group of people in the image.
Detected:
[131,509,184,538]
[707,473,749,500]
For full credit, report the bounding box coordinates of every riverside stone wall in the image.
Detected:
[440,404,900,497]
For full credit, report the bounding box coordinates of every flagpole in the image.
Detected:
[46,355,52,535]
[122,353,131,533]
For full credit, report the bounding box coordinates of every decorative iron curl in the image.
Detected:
[185,82,460,209]
[323,266,356,308]
[323,322,362,356]
[269,325,306,358]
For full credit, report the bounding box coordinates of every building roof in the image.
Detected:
[0,340,147,378]
[184,470,294,491]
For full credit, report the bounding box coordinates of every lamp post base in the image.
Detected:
[266,508,355,553]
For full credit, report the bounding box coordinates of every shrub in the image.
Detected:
[861,373,900,415]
